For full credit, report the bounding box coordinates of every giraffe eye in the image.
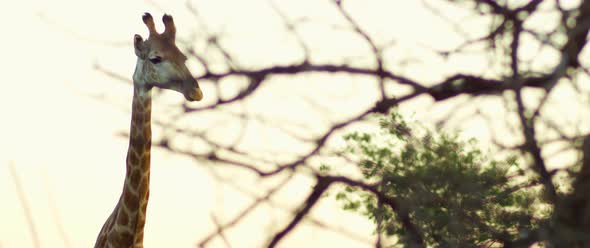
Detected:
[149,56,162,64]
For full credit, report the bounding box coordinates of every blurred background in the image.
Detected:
[1,0,589,247]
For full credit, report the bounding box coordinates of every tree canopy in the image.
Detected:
[334,111,549,247]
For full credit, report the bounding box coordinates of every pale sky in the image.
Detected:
[0,0,587,247]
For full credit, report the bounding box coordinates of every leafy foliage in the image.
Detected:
[335,112,545,247]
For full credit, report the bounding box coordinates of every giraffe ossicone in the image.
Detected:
[94,12,202,248]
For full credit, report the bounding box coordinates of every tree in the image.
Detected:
[94,0,590,247]
[334,111,544,247]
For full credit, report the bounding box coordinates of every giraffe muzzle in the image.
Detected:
[188,87,203,101]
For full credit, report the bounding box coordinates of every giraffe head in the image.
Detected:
[133,13,203,101]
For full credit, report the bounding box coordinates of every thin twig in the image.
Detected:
[9,163,40,248]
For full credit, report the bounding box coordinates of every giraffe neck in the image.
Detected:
[95,84,152,248]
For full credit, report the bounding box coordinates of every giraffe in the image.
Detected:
[94,12,202,248]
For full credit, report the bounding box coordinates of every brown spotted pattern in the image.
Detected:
[94,87,152,248]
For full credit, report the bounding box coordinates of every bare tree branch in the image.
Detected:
[8,163,40,248]
[267,176,332,248]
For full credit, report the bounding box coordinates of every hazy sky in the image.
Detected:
[1,0,586,247]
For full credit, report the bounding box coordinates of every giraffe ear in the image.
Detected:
[133,34,145,58]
